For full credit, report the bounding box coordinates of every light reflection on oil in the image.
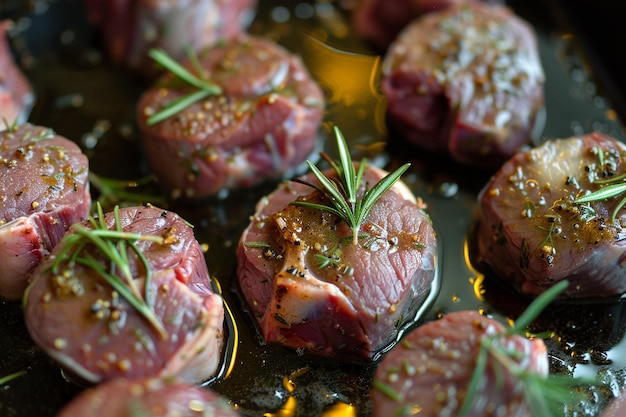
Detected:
[302,35,381,105]
[322,401,357,416]
[463,237,486,301]
[471,274,486,302]
[298,34,387,137]
[262,375,357,417]
[263,376,296,417]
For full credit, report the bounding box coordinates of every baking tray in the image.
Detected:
[1,0,626,416]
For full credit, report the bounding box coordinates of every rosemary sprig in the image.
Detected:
[50,203,168,339]
[574,160,626,222]
[2,117,18,132]
[147,48,222,125]
[290,126,410,245]
[0,369,26,385]
[314,253,340,269]
[459,280,597,417]
[88,172,166,211]
[536,221,557,254]
[575,180,626,222]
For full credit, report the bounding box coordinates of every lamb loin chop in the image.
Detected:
[23,205,225,385]
[370,310,548,417]
[236,136,437,360]
[475,132,626,298]
[0,21,33,126]
[137,35,325,199]
[382,2,544,169]
[351,0,503,52]
[56,377,240,417]
[85,0,257,76]
[0,123,90,300]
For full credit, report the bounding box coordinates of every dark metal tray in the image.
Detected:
[1,0,625,416]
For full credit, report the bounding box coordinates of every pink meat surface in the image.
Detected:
[0,123,90,300]
[601,390,626,417]
[56,377,240,417]
[23,205,224,385]
[371,310,548,417]
[85,0,257,76]
[351,0,503,52]
[476,132,626,298]
[137,34,325,199]
[0,21,33,126]
[237,165,437,359]
[382,2,544,168]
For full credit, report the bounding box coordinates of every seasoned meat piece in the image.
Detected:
[0,123,89,300]
[475,132,626,298]
[236,165,437,359]
[137,35,325,199]
[85,0,257,76]
[351,0,503,52]
[0,21,33,126]
[382,2,544,168]
[56,377,240,417]
[23,205,225,385]
[371,310,548,417]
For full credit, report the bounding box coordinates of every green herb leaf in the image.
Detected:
[2,117,19,132]
[147,89,214,125]
[0,369,26,385]
[243,241,272,249]
[458,339,489,416]
[460,280,599,417]
[146,48,222,126]
[510,279,568,333]
[371,380,404,402]
[149,48,219,93]
[89,172,166,211]
[574,176,626,222]
[49,203,168,339]
[290,126,410,245]
[575,183,626,204]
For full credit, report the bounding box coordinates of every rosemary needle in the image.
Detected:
[575,183,626,204]
[0,369,26,385]
[146,89,215,126]
[291,126,410,245]
[459,280,597,417]
[88,172,166,210]
[575,182,626,222]
[149,48,219,92]
[50,204,168,339]
[146,48,222,126]
[509,280,568,333]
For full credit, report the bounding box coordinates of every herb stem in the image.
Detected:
[147,89,214,125]
[0,369,26,385]
[574,174,626,222]
[149,49,220,93]
[459,280,598,417]
[458,341,488,416]
[74,255,166,338]
[371,380,403,402]
[291,126,410,246]
[510,280,568,333]
[575,183,626,204]
[50,204,169,340]
[146,48,222,126]
[88,172,166,210]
